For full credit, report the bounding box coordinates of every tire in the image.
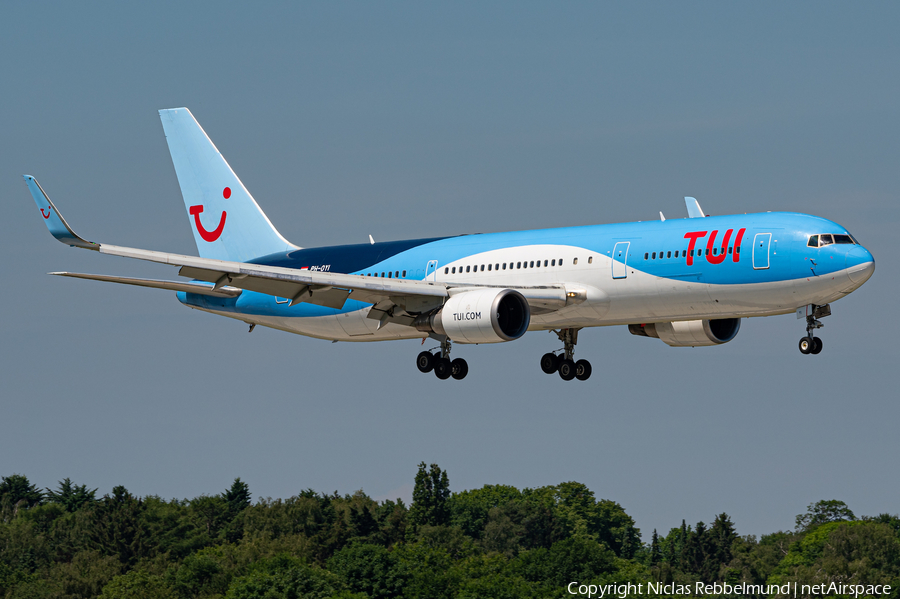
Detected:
[434,358,452,380]
[540,353,559,374]
[799,337,813,354]
[451,358,469,380]
[811,337,823,354]
[575,359,592,381]
[416,351,435,373]
[558,359,576,381]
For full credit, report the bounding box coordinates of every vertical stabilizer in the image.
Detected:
[685,196,706,218]
[159,108,298,262]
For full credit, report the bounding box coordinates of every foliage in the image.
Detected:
[1,467,897,598]
[45,478,97,512]
[408,462,450,530]
[794,499,856,533]
[1,475,44,520]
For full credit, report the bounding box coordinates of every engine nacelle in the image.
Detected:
[628,318,740,347]
[414,288,530,344]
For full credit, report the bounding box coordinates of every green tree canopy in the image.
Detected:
[795,499,856,532]
[0,474,44,516]
[45,477,97,512]
[409,463,450,530]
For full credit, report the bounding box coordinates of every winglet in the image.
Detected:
[23,176,98,250]
[685,196,705,218]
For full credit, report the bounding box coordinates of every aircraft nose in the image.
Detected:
[845,246,875,285]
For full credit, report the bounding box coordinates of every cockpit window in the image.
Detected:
[808,233,858,247]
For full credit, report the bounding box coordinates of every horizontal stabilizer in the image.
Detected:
[24,176,98,249]
[685,196,705,218]
[50,272,242,298]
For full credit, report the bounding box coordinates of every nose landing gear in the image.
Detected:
[416,338,468,380]
[541,328,591,381]
[798,304,830,355]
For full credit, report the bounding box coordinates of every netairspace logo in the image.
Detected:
[567,581,893,598]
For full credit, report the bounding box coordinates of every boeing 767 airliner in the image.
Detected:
[25,108,875,381]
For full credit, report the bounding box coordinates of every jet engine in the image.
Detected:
[414,288,530,344]
[628,318,740,347]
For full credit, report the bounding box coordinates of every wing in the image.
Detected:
[24,176,569,320]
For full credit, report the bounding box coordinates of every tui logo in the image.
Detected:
[188,187,231,242]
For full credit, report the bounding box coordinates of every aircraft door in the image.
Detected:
[753,233,771,269]
[425,260,439,281]
[612,242,630,279]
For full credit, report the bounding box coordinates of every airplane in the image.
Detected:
[24,108,875,381]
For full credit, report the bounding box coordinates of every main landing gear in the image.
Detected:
[798,304,830,355]
[416,338,468,380]
[541,328,591,381]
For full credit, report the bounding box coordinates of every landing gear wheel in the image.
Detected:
[540,353,560,374]
[558,359,576,381]
[434,358,452,380]
[798,337,814,354]
[451,358,468,380]
[416,351,435,373]
[575,359,592,381]
[811,337,823,354]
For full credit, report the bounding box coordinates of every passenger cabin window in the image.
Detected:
[444,267,449,274]
[451,267,456,274]
[667,251,671,258]
[551,259,556,266]
[488,264,492,271]
[644,253,649,260]
[544,260,548,266]
[573,258,578,265]
[502,263,506,270]
[652,252,656,259]
[402,270,406,277]
[517,262,521,269]
[588,256,593,264]
[387,272,392,278]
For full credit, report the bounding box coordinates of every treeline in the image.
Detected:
[1,465,898,598]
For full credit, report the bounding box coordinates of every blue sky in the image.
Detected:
[1,2,897,539]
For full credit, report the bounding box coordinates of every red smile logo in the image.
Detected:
[40,206,52,219]
[189,187,230,242]
[189,205,227,242]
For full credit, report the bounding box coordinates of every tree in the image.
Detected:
[795,500,856,533]
[88,486,147,566]
[409,463,450,530]
[46,478,97,512]
[0,474,44,517]
[327,543,406,598]
[224,478,251,514]
[650,529,661,566]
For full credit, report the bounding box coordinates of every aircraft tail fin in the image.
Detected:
[685,196,706,218]
[159,108,298,262]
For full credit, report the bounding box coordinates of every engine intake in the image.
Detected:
[414,288,530,344]
[628,318,740,347]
